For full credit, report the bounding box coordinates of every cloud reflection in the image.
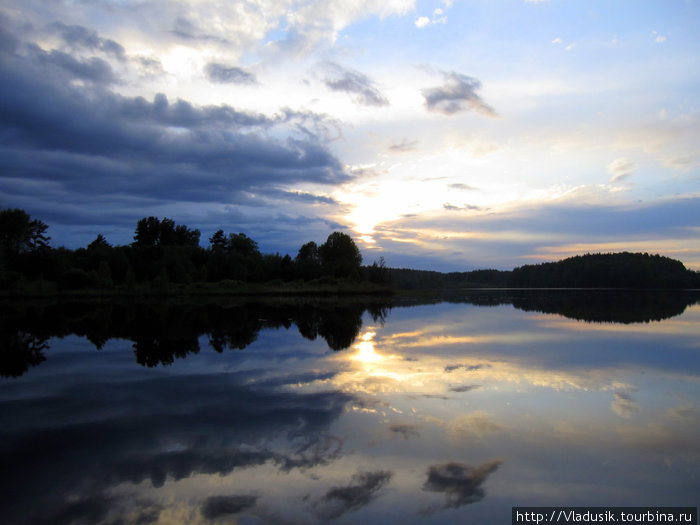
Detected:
[201,494,258,520]
[421,460,502,512]
[314,470,393,519]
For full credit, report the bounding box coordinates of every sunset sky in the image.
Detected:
[1,0,698,270]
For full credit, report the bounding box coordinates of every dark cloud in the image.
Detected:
[443,203,481,211]
[205,62,257,84]
[449,384,482,393]
[422,71,496,116]
[201,494,258,519]
[27,44,117,84]
[47,22,126,60]
[324,62,389,107]
[315,470,393,519]
[422,460,502,511]
[389,422,421,439]
[444,363,487,373]
[260,188,340,205]
[0,27,350,248]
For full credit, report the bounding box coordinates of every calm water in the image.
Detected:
[1,291,699,524]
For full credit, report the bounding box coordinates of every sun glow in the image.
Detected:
[352,331,383,363]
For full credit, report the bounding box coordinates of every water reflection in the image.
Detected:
[0,292,698,524]
[0,299,392,376]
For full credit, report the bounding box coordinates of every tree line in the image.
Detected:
[0,208,390,292]
[2,208,697,293]
[509,252,700,289]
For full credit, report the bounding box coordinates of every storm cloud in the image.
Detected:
[0,22,349,247]
[422,71,496,116]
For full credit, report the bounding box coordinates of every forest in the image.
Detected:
[1,207,698,294]
[0,208,390,294]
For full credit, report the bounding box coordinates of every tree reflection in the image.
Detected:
[505,290,698,324]
[1,290,697,377]
[0,299,390,375]
[0,331,48,377]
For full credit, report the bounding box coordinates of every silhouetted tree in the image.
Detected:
[133,216,200,248]
[209,229,227,252]
[319,232,362,279]
[133,216,161,247]
[296,241,321,280]
[0,208,50,255]
[368,256,390,284]
[227,233,259,256]
[87,234,110,250]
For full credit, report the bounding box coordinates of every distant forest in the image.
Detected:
[1,208,698,293]
[391,252,700,290]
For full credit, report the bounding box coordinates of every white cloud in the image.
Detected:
[651,30,667,44]
[607,158,637,183]
[551,38,563,44]
[415,16,431,29]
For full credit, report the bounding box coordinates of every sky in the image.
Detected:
[0,0,698,271]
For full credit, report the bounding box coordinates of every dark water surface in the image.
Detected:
[1,291,699,524]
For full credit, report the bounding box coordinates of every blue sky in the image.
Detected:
[1,0,698,270]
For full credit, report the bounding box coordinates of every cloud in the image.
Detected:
[415,16,431,28]
[201,494,258,519]
[389,422,421,439]
[448,183,479,191]
[170,16,232,45]
[0,26,350,247]
[445,363,487,373]
[652,31,667,44]
[449,384,481,393]
[0,369,355,524]
[47,22,126,60]
[422,460,502,511]
[204,62,257,84]
[443,203,481,212]
[27,44,118,84]
[607,157,637,182]
[422,71,497,116]
[447,411,505,442]
[415,4,450,28]
[315,470,393,519]
[388,138,419,153]
[611,390,640,418]
[323,62,389,107]
[552,38,563,44]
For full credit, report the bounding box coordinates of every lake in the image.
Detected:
[1,291,698,524]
